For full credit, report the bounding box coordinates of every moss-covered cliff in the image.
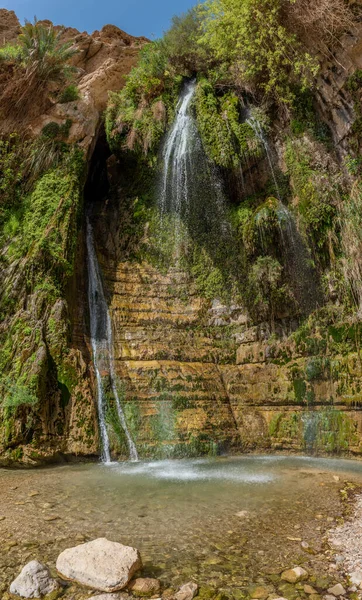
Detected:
[2,2,362,464]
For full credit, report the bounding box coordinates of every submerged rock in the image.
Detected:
[249,585,271,600]
[128,577,161,596]
[281,567,308,584]
[304,585,317,595]
[327,584,346,596]
[174,582,199,600]
[91,595,130,600]
[10,560,60,598]
[56,537,142,592]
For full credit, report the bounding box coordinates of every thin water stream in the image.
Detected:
[86,217,138,462]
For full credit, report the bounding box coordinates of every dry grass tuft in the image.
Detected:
[282,0,357,57]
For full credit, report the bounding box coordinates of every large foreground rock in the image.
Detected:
[10,560,60,598]
[56,538,142,592]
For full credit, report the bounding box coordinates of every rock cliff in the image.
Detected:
[2,6,362,464]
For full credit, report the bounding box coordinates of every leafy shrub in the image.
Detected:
[15,18,77,82]
[58,84,79,103]
[195,78,262,167]
[0,19,78,125]
[41,119,72,140]
[198,0,319,104]
[105,41,181,157]
[164,8,210,73]
[285,137,338,261]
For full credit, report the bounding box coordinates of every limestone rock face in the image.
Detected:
[0,9,21,45]
[10,560,60,598]
[0,14,147,154]
[56,538,142,592]
[316,23,362,148]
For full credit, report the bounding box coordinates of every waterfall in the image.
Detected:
[86,217,138,462]
[159,79,229,259]
[161,79,196,219]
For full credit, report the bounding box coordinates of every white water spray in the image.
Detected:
[160,80,197,252]
[160,79,229,252]
[161,79,197,213]
[86,217,138,462]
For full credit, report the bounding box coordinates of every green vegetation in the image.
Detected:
[285,137,338,264]
[58,84,79,103]
[247,256,294,324]
[195,79,263,168]
[199,0,318,104]
[1,378,38,412]
[0,18,77,83]
[0,108,85,451]
[105,41,182,158]
[0,18,78,124]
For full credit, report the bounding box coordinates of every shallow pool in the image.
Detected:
[1,455,362,597]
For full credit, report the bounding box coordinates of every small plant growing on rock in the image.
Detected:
[58,84,79,103]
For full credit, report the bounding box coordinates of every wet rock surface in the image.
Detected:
[128,577,161,595]
[174,582,199,600]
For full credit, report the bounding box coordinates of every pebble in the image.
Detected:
[174,582,198,600]
[250,586,270,599]
[0,516,6,521]
[350,571,362,586]
[327,584,346,596]
[281,567,308,584]
[43,515,59,522]
[304,585,317,595]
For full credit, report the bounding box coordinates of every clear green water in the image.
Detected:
[1,455,362,598]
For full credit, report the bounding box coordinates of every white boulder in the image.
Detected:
[10,560,60,598]
[56,537,142,592]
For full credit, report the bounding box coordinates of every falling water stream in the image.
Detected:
[159,78,229,262]
[86,217,138,462]
[160,79,197,225]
